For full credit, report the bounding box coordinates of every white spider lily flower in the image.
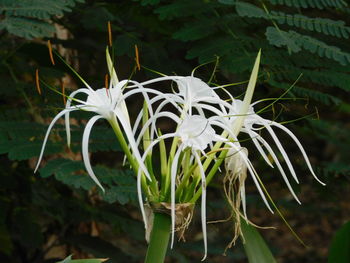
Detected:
[224,146,249,218]
[35,50,153,191]
[177,115,216,150]
[175,76,220,114]
[136,114,225,261]
[227,98,325,208]
[131,75,232,146]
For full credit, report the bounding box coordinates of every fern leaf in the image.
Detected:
[0,0,84,18]
[39,158,137,204]
[266,27,350,65]
[269,0,347,9]
[271,12,350,38]
[235,2,350,39]
[0,0,85,39]
[265,27,302,53]
[0,16,55,39]
[235,1,267,18]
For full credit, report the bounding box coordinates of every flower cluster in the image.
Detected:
[36,49,324,260]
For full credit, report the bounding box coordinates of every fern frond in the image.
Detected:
[236,2,350,39]
[235,1,268,18]
[0,0,84,18]
[271,12,350,39]
[269,0,347,9]
[0,16,55,39]
[266,27,350,65]
[0,0,85,39]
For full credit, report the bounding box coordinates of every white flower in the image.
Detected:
[177,115,216,150]
[35,50,152,191]
[135,114,229,261]
[226,98,325,211]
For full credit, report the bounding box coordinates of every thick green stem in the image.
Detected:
[145,212,171,263]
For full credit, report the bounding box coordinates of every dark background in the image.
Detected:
[0,0,349,262]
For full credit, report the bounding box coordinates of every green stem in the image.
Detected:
[190,149,228,203]
[109,116,150,196]
[145,212,171,263]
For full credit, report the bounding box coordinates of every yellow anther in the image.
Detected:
[47,40,55,65]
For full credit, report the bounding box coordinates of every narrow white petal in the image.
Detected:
[194,152,207,261]
[255,116,300,183]
[136,112,180,146]
[228,143,274,213]
[65,89,90,147]
[241,184,248,219]
[271,122,326,185]
[170,146,183,249]
[245,128,274,168]
[34,108,76,173]
[132,76,186,87]
[82,115,105,191]
[137,168,148,230]
[251,130,301,204]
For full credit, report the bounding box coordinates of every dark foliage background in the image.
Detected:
[0,0,349,262]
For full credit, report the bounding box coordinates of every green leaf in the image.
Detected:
[0,16,55,39]
[266,27,350,65]
[328,221,350,263]
[102,185,137,205]
[265,27,301,53]
[241,220,277,263]
[236,2,267,19]
[268,0,347,9]
[57,255,108,263]
[0,0,84,39]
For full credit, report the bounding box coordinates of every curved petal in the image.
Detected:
[247,129,301,204]
[34,108,77,173]
[194,151,208,261]
[136,111,181,147]
[65,89,90,147]
[227,142,274,213]
[271,121,325,185]
[170,145,184,249]
[137,168,148,231]
[244,128,274,168]
[131,76,186,87]
[82,115,105,191]
[254,116,300,184]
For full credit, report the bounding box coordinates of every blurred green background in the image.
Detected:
[0,0,349,262]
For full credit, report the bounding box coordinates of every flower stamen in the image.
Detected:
[35,69,41,95]
[135,45,141,71]
[47,40,55,66]
[107,21,113,47]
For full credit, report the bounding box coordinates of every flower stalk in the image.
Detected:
[144,213,172,263]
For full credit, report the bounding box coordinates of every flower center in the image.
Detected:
[178,115,215,151]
